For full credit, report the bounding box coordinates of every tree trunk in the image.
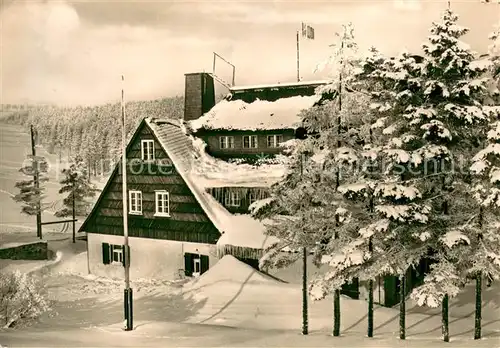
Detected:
[333,289,340,336]
[399,275,406,340]
[368,236,374,338]
[474,272,482,340]
[72,188,76,244]
[368,279,374,338]
[442,294,449,342]
[31,125,42,240]
[302,246,308,335]
[475,206,483,340]
[88,158,91,183]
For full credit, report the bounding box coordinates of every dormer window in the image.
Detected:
[219,136,235,149]
[225,191,241,207]
[242,135,258,149]
[141,140,155,161]
[248,192,258,206]
[267,135,283,148]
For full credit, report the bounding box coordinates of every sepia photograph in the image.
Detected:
[0,0,499,346]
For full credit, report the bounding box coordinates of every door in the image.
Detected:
[193,257,201,278]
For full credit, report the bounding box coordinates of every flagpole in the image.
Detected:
[296,29,300,82]
[121,75,133,331]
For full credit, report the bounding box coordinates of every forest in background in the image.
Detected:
[1,96,184,179]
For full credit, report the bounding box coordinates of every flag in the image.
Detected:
[301,22,314,40]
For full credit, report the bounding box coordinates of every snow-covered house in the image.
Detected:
[184,72,326,213]
[188,78,326,161]
[79,117,278,280]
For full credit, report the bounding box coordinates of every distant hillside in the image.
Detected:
[1,96,183,179]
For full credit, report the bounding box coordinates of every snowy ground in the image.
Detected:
[1,241,499,347]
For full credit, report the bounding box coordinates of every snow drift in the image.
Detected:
[187,255,279,290]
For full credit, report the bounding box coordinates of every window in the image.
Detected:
[102,243,130,266]
[242,135,258,149]
[128,190,142,215]
[111,245,123,263]
[155,191,170,216]
[141,139,155,161]
[248,192,257,206]
[219,136,234,149]
[267,134,283,148]
[225,191,240,207]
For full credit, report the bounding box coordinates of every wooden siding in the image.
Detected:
[207,187,270,214]
[83,121,220,244]
[202,129,295,159]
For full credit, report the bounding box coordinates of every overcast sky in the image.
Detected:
[1,0,499,106]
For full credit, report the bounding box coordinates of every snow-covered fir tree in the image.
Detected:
[55,155,96,219]
[251,23,368,336]
[311,46,433,340]
[12,152,49,238]
[489,23,500,99]
[303,23,374,338]
[465,25,500,339]
[284,23,376,336]
[404,9,491,342]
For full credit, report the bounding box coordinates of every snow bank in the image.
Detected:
[51,251,89,276]
[190,95,320,132]
[187,255,278,290]
[0,251,62,275]
[190,137,287,188]
[0,241,41,249]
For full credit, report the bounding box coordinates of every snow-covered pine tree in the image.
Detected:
[407,9,491,342]
[489,23,500,100]
[250,137,331,336]
[465,24,500,340]
[311,46,431,341]
[251,23,367,337]
[12,153,49,238]
[307,23,376,338]
[297,23,389,338]
[55,155,96,242]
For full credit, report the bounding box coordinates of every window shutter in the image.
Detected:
[122,245,130,267]
[102,243,110,265]
[200,255,209,274]
[184,253,193,276]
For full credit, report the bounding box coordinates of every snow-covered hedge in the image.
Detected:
[0,271,50,328]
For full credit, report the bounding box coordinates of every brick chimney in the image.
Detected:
[184,73,215,121]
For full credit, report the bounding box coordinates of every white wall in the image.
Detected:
[87,233,218,280]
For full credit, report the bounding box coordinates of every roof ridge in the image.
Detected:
[148,117,182,128]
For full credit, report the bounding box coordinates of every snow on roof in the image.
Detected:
[190,95,321,132]
[229,80,329,92]
[470,58,492,71]
[190,137,287,188]
[146,118,280,257]
[216,215,279,259]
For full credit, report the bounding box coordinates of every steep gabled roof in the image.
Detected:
[79,119,148,232]
[148,119,280,257]
[80,117,278,258]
